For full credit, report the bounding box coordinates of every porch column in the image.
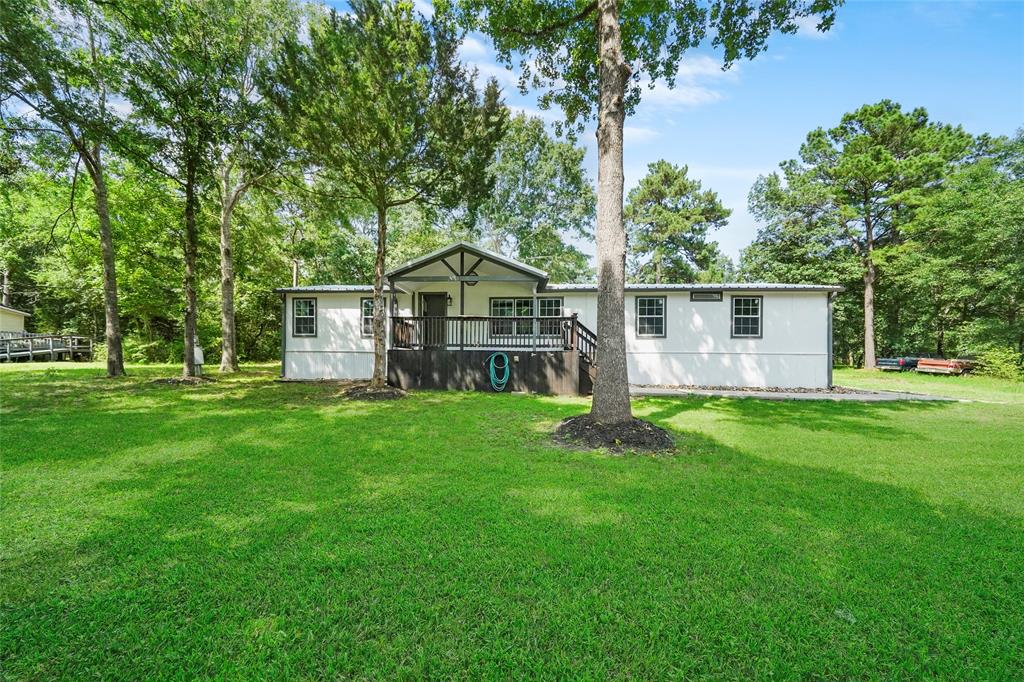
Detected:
[532,285,538,352]
[389,281,396,350]
[459,252,465,350]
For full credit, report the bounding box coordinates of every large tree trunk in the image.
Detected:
[863,256,876,369]
[182,159,199,378]
[370,203,388,389]
[83,144,126,377]
[589,0,632,424]
[218,167,242,373]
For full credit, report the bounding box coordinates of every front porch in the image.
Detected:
[389,314,596,355]
[386,314,597,395]
[381,243,598,395]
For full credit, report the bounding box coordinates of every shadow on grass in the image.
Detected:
[637,393,949,440]
[2,377,1021,678]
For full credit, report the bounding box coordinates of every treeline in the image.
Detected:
[3,2,1020,380]
[1,0,595,375]
[740,101,1023,376]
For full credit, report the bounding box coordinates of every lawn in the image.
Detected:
[2,364,1022,678]
[834,366,1024,404]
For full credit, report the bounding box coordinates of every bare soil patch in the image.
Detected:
[150,376,216,386]
[342,383,407,401]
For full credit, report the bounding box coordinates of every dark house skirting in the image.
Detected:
[387,349,583,395]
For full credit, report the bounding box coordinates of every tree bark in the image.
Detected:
[370,202,388,389]
[862,213,876,370]
[863,257,876,369]
[77,143,127,377]
[589,0,632,424]
[182,158,199,378]
[218,166,242,373]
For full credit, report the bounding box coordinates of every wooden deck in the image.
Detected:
[0,332,93,363]
[386,316,598,395]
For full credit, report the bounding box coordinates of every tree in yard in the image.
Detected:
[266,0,506,389]
[212,0,296,373]
[748,100,972,368]
[476,113,595,282]
[110,0,254,378]
[446,0,842,425]
[898,133,1024,357]
[1,0,127,376]
[625,160,730,284]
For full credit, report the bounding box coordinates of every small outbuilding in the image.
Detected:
[0,304,30,334]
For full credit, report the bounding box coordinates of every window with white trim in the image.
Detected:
[292,298,316,337]
[360,297,374,337]
[489,297,563,336]
[538,297,563,335]
[731,296,762,338]
[635,296,666,337]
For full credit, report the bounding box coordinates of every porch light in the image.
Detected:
[446,293,453,307]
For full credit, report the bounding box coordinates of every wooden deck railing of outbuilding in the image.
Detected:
[0,332,93,363]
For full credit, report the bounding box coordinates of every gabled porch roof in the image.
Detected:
[385,241,549,290]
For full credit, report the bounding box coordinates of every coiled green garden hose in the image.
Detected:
[487,352,510,392]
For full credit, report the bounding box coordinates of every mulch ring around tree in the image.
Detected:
[554,414,676,454]
[341,383,407,401]
[150,376,216,386]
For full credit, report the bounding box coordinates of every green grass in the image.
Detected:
[2,364,1022,678]
[834,366,1024,404]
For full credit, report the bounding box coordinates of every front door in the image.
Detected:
[422,293,447,348]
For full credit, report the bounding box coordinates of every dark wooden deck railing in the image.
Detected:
[391,315,596,361]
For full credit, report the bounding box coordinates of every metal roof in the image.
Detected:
[276,282,843,294]
[546,283,844,293]
[274,242,842,294]
[0,304,30,316]
[274,284,374,293]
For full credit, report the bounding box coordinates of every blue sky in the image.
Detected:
[335,0,1024,262]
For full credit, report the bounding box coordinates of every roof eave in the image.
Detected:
[385,241,549,283]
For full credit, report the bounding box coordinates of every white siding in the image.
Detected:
[0,308,27,333]
[283,293,376,380]
[283,287,831,388]
[622,291,829,388]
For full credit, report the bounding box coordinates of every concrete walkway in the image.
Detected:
[630,386,957,402]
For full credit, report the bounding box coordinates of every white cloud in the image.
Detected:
[639,80,724,108]
[507,104,563,123]
[635,54,738,111]
[623,126,659,144]
[412,0,433,17]
[676,54,736,81]
[467,60,520,89]
[459,35,489,60]
[791,14,834,40]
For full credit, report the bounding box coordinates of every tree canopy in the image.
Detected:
[625,160,730,284]
[266,0,506,387]
[475,113,595,282]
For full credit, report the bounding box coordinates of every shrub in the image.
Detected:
[975,346,1024,382]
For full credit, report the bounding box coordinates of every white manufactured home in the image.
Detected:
[276,242,841,394]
